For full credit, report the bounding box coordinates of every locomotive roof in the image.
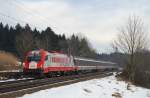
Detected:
[47,51,72,58]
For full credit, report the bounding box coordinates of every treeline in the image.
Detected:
[96,52,125,66]
[0,23,97,60]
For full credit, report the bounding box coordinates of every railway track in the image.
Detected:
[0,71,115,98]
[0,78,35,86]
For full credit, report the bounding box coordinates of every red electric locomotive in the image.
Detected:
[23,49,77,76]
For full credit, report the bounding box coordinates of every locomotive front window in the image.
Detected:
[27,55,41,62]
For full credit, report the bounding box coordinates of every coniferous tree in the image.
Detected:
[0,23,98,60]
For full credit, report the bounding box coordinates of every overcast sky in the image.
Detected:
[0,0,150,53]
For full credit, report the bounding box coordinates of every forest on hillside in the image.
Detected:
[0,22,128,66]
[0,23,98,59]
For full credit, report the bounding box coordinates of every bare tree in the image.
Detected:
[113,15,148,82]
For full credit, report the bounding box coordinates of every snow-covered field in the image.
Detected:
[20,73,150,98]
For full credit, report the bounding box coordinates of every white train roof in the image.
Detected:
[74,57,116,65]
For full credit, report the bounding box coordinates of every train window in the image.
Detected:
[45,56,48,60]
[27,55,41,62]
[48,56,51,62]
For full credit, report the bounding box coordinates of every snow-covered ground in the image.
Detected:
[20,73,150,98]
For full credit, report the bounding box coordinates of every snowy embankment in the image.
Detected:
[20,73,150,98]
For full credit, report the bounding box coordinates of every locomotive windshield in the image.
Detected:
[27,55,41,62]
[27,52,42,62]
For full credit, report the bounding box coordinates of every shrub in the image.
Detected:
[0,51,18,71]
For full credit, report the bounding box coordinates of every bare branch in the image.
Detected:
[112,15,149,81]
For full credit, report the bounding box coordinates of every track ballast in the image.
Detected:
[0,71,115,98]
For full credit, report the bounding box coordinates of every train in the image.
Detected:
[23,49,118,77]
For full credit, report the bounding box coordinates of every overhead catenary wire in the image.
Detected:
[0,11,27,24]
[10,0,71,34]
[0,11,45,29]
[11,0,55,30]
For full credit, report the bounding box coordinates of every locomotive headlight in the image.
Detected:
[29,61,37,69]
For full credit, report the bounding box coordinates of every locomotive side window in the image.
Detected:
[45,56,48,60]
[48,56,51,62]
[44,55,51,67]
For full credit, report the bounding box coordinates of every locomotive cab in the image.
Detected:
[23,50,46,76]
[27,54,41,69]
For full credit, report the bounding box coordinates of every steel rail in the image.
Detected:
[0,71,115,98]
